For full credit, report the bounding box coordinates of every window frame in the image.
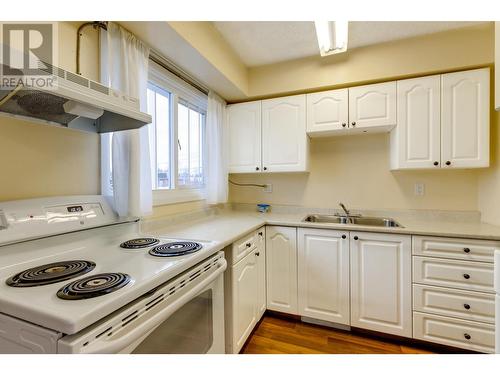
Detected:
[148,61,208,206]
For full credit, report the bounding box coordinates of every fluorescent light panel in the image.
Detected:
[314,21,349,56]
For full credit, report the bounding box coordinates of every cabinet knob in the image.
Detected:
[342,234,346,239]
[464,333,471,340]
[463,247,471,253]
[256,166,260,171]
[463,273,470,279]
[433,161,439,166]
[342,123,346,128]
[255,252,260,257]
[353,235,359,240]
[263,167,268,171]
[246,243,252,248]
[463,303,471,310]
[258,232,263,236]
[351,121,356,127]
[445,161,451,166]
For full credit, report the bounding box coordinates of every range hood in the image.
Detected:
[0,63,152,133]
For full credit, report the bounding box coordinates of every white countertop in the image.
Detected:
[144,209,500,245]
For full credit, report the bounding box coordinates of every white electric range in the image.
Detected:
[0,195,226,354]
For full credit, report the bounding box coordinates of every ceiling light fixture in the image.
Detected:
[314,21,349,56]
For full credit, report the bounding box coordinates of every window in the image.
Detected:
[147,62,207,205]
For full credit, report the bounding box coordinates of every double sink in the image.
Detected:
[303,214,403,228]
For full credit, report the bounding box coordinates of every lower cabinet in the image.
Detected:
[350,231,412,337]
[297,228,350,325]
[266,226,298,314]
[224,227,266,354]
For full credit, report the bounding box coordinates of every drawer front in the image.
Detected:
[413,236,498,262]
[231,231,258,265]
[413,284,495,324]
[413,256,494,293]
[413,312,495,353]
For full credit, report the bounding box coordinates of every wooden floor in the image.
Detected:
[241,314,441,354]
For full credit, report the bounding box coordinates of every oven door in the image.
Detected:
[58,253,226,354]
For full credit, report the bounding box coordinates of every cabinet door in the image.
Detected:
[266,226,298,314]
[391,76,441,169]
[348,81,396,130]
[262,95,308,172]
[306,89,348,136]
[226,101,262,173]
[256,228,267,319]
[298,228,350,324]
[441,68,490,168]
[350,232,412,337]
[232,251,258,353]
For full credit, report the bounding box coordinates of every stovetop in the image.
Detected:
[0,221,221,334]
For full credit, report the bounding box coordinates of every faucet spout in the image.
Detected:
[339,202,350,216]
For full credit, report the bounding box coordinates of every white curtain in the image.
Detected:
[100,22,152,217]
[206,91,228,205]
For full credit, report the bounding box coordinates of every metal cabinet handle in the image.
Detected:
[464,333,471,340]
[342,123,346,128]
[463,248,471,253]
[246,243,252,248]
[342,235,347,239]
[353,235,359,240]
[463,304,471,310]
[258,232,263,236]
[463,273,470,279]
[255,252,260,257]
[445,161,451,166]
[351,121,356,127]
[263,167,268,171]
[256,166,260,171]
[433,161,439,166]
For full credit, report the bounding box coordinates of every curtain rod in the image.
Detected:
[149,49,209,96]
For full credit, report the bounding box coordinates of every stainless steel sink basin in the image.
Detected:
[303,214,403,228]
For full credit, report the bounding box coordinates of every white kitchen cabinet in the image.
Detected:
[306,89,349,136]
[298,228,350,325]
[256,228,267,318]
[224,227,266,354]
[391,75,441,169]
[226,101,262,173]
[231,250,258,353]
[266,226,298,314]
[348,81,397,130]
[441,68,490,168]
[495,22,499,111]
[262,95,309,172]
[350,231,412,337]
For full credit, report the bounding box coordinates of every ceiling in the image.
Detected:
[213,21,488,67]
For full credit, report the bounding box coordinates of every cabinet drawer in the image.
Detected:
[413,284,495,324]
[413,256,494,293]
[413,236,499,262]
[230,230,259,265]
[413,312,495,353]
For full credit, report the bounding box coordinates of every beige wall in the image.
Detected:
[229,134,479,211]
[245,23,494,101]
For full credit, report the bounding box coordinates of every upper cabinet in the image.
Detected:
[262,95,308,172]
[306,89,348,136]
[441,69,490,168]
[391,75,441,169]
[495,22,499,111]
[227,95,309,174]
[348,81,397,130]
[306,82,396,137]
[227,102,262,173]
[391,68,490,170]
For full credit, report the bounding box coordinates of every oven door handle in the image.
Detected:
[81,258,227,354]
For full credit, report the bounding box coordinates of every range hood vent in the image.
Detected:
[0,63,152,133]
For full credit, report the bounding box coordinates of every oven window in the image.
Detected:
[132,290,213,354]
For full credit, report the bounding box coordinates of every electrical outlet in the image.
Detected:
[414,183,425,196]
[264,184,273,193]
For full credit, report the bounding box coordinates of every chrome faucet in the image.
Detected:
[339,202,350,217]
